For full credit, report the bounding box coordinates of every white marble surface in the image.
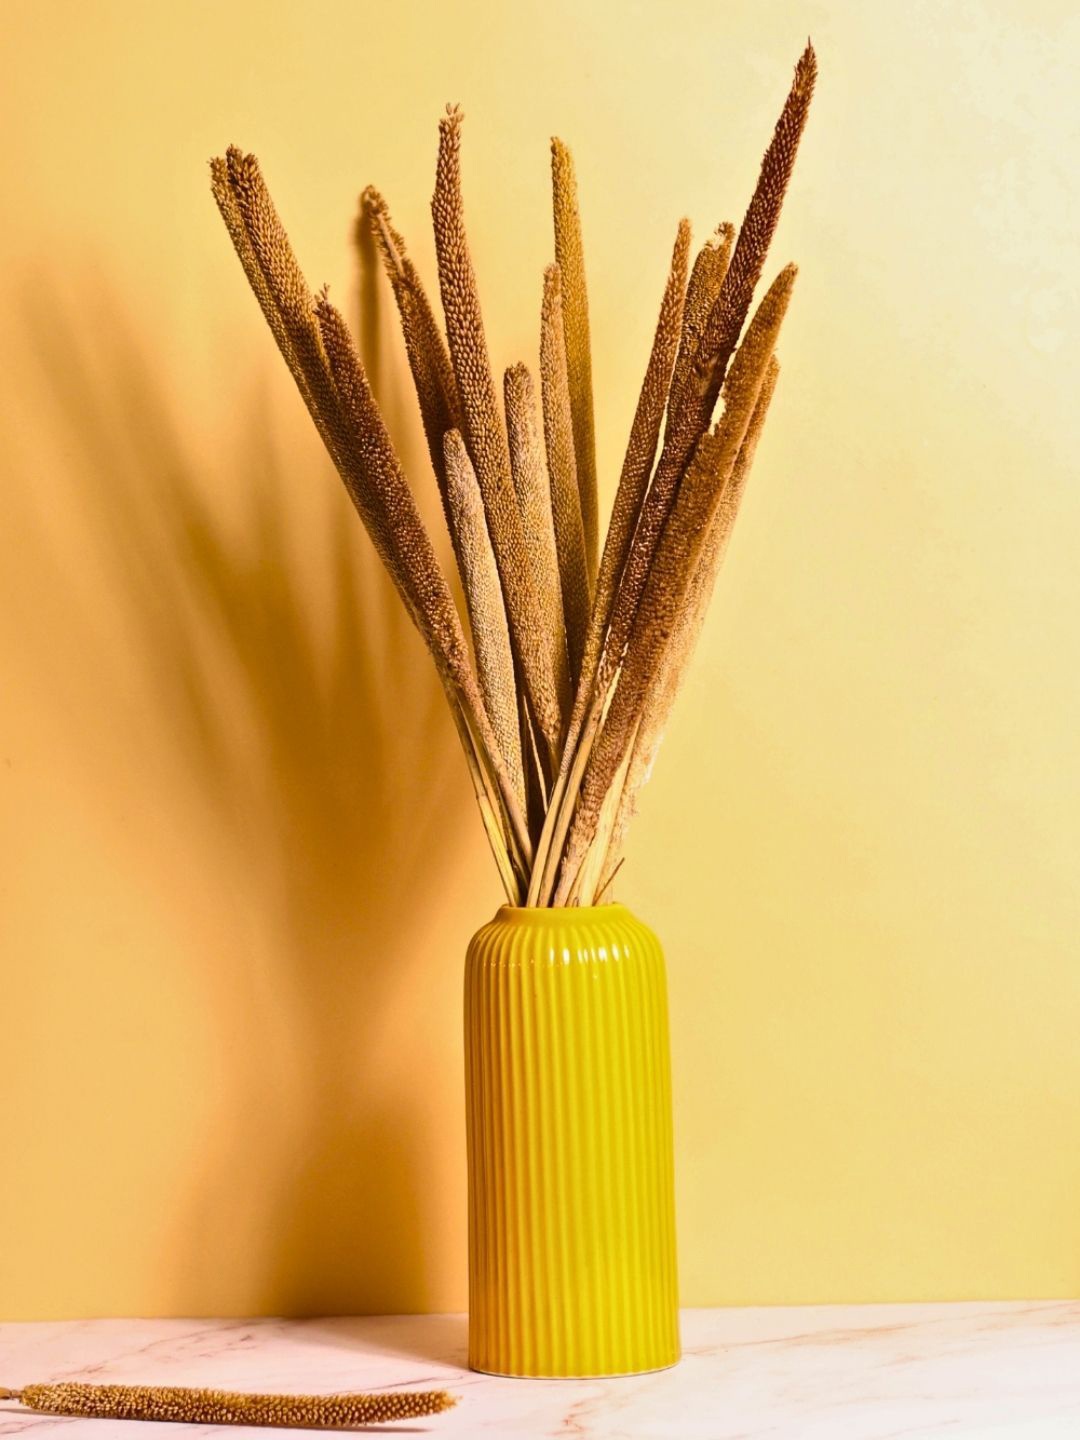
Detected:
[1,1304,1078,1438]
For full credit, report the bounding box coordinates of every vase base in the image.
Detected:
[468,1353,681,1380]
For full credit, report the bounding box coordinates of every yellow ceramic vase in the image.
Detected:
[464,903,680,1377]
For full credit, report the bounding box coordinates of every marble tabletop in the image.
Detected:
[1,1303,1078,1438]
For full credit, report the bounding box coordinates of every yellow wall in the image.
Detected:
[2,0,1078,1318]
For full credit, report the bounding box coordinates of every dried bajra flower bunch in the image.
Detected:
[211,43,816,906]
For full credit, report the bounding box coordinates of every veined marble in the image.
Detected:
[1,1303,1078,1437]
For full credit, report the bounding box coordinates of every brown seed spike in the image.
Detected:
[444,428,526,810]
[540,263,591,687]
[432,104,564,767]
[601,357,781,892]
[597,43,815,694]
[360,185,463,549]
[314,294,466,673]
[555,265,796,901]
[682,40,815,427]
[551,136,599,581]
[12,1380,457,1428]
[523,219,691,906]
[581,219,691,701]
[666,223,734,430]
[504,362,571,725]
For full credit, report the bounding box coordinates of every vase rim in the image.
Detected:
[494,902,630,923]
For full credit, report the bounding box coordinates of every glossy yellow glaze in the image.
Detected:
[464,904,680,1377]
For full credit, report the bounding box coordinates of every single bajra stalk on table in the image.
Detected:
[210,41,816,906]
[0,1381,457,1429]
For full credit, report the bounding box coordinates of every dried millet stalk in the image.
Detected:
[0,1381,456,1428]
[577,219,691,712]
[210,157,321,431]
[687,42,816,427]
[525,219,691,905]
[444,428,526,808]
[600,357,780,891]
[213,151,418,629]
[504,361,571,726]
[540,263,591,687]
[551,136,599,581]
[314,294,531,880]
[555,265,796,901]
[596,42,815,700]
[360,186,463,538]
[432,104,564,768]
[666,223,734,431]
[315,295,469,680]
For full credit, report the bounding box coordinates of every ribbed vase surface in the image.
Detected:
[464,903,680,1377]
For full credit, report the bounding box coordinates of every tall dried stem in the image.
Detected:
[551,137,598,580]
[597,357,780,894]
[554,265,796,900]
[504,362,571,726]
[360,186,463,544]
[666,224,733,429]
[540,263,591,686]
[432,105,565,770]
[525,220,690,904]
[444,428,526,809]
[596,42,815,698]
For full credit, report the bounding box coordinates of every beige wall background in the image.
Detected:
[2,0,1078,1318]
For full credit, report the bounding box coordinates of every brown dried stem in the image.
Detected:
[504,362,571,726]
[577,220,691,706]
[360,185,463,545]
[595,42,815,700]
[551,136,599,580]
[444,428,526,809]
[667,223,734,429]
[554,265,796,900]
[597,357,780,895]
[314,293,531,883]
[432,105,564,771]
[525,220,690,904]
[540,263,591,687]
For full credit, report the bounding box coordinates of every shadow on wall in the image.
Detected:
[14,249,476,1316]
